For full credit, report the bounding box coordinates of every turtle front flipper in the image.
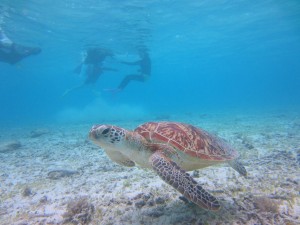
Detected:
[149,151,220,211]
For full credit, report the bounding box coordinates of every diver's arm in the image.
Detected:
[0,30,13,46]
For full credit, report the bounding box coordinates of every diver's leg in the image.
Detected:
[118,74,145,90]
[104,74,146,93]
[62,83,85,97]
[73,63,83,74]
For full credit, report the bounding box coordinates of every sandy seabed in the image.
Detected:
[0,112,299,225]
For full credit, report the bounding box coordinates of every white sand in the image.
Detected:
[0,112,299,225]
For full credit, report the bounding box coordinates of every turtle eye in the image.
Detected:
[102,128,110,135]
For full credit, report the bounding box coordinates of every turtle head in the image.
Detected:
[89,124,126,148]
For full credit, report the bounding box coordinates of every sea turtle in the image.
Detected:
[89,121,247,211]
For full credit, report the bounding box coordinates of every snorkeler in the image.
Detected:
[105,48,151,93]
[62,47,116,97]
[0,29,41,65]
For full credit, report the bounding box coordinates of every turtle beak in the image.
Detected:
[89,125,111,141]
[89,125,100,140]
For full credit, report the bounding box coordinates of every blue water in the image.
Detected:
[1,0,300,126]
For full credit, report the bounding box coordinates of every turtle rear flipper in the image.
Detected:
[228,159,247,177]
[150,151,220,211]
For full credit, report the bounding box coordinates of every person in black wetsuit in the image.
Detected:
[0,29,41,65]
[63,47,116,97]
[106,48,151,92]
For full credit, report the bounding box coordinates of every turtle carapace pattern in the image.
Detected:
[89,121,247,211]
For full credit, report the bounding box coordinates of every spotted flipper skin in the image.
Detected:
[228,159,247,177]
[150,151,220,211]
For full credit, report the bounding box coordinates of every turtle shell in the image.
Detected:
[134,122,238,161]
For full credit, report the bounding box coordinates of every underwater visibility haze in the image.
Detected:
[0,1,300,225]
[0,0,299,124]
